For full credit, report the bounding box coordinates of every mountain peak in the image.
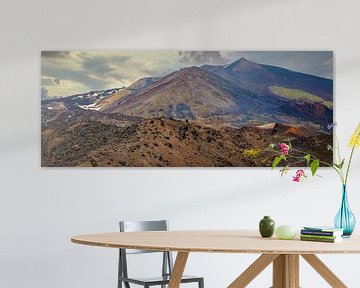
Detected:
[225,58,261,71]
[233,57,253,64]
[238,57,249,62]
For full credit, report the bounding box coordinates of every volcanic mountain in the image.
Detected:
[104,60,333,128]
[42,58,333,130]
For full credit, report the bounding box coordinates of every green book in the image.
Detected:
[300,236,342,243]
[300,234,339,240]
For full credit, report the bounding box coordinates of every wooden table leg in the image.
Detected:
[228,254,279,288]
[273,254,286,288]
[301,254,347,288]
[272,254,299,288]
[168,252,189,288]
[288,255,299,288]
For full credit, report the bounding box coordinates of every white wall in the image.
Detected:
[1,0,360,287]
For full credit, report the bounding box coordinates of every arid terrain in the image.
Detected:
[41,58,333,167]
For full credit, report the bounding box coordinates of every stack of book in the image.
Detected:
[300,226,344,243]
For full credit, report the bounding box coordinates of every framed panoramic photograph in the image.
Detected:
[41,51,333,167]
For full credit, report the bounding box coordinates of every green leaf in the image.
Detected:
[334,159,344,169]
[310,159,319,176]
[272,157,281,169]
[272,154,286,169]
[339,158,345,169]
[304,154,311,165]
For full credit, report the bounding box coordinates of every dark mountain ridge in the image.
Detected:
[202,57,333,101]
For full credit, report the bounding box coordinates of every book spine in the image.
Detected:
[301,230,336,236]
[300,237,337,243]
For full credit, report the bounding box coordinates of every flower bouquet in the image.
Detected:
[271,122,360,237]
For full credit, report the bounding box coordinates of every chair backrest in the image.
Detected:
[120,220,168,232]
[118,220,174,283]
[119,220,169,254]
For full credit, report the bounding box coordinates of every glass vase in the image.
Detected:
[334,185,356,237]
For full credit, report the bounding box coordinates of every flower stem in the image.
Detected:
[335,136,345,184]
[336,135,342,164]
[289,147,334,167]
[345,145,356,185]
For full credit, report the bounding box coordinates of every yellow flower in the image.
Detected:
[349,122,360,147]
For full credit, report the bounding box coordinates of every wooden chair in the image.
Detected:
[118,220,204,288]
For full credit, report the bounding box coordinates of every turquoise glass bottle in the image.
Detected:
[259,216,275,238]
[334,185,356,237]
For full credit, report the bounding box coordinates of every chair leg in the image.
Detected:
[161,252,168,288]
[118,249,123,288]
[198,278,204,288]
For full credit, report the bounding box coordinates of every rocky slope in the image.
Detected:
[41,117,332,167]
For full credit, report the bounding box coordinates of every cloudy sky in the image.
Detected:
[41,51,333,98]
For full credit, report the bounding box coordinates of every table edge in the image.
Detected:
[71,237,360,255]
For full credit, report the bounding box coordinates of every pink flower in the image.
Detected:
[279,143,289,155]
[293,169,306,182]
